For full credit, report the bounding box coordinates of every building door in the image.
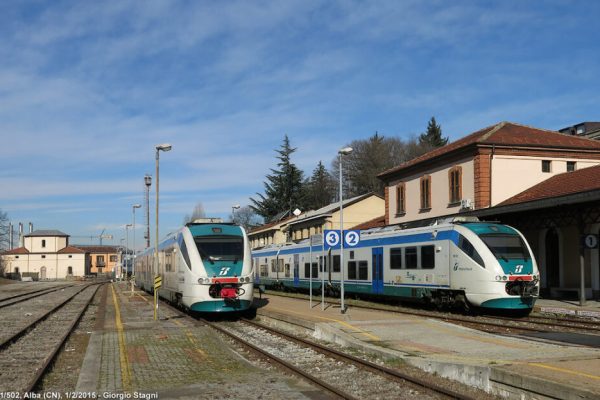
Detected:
[545,228,560,290]
[371,247,384,294]
[40,266,47,280]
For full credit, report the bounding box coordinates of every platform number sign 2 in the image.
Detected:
[343,230,361,247]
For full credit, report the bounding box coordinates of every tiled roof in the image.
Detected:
[25,229,69,237]
[74,245,119,253]
[500,164,600,206]
[248,216,294,234]
[378,122,600,179]
[0,247,30,255]
[351,215,386,230]
[58,246,87,254]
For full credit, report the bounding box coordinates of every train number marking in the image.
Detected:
[219,267,231,276]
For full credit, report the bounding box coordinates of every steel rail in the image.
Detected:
[0,284,76,309]
[21,284,102,394]
[0,283,98,349]
[241,318,477,400]
[200,317,355,400]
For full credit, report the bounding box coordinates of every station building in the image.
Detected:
[1,230,86,279]
[248,193,384,249]
[377,121,600,300]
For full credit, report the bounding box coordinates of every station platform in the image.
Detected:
[76,282,317,399]
[255,294,600,400]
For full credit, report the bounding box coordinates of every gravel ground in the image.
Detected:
[37,284,106,392]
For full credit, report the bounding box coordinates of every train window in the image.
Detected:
[312,262,318,277]
[179,239,192,270]
[405,247,418,269]
[304,263,311,278]
[319,256,327,272]
[349,251,354,259]
[390,248,403,269]
[480,234,531,261]
[271,260,276,273]
[358,261,368,280]
[421,246,435,269]
[285,264,290,277]
[194,236,244,262]
[458,235,484,267]
[348,261,357,280]
[333,255,341,272]
[260,265,268,277]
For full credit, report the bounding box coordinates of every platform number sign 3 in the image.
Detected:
[324,230,340,249]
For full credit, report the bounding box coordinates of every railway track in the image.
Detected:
[0,284,75,309]
[203,317,481,400]
[0,283,101,393]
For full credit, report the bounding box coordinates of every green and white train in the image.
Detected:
[136,220,253,313]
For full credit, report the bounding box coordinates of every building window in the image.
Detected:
[68,255,72,258]
[41,255,46,259]
[542,160,551,173]
[567,161,576,172]
[420,175,431,210]
[68,266,73,275]
[396,183,406,215]
[448,166,462,204]
[110,255,117,262]
[42,240,46,248]
[15,256,19,259]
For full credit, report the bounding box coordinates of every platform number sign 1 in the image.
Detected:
[343,230,361,247]
[324,230,341,249]
[583,234,599,249]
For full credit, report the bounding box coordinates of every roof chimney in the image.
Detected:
[19,223,23,248]
[29,222,33,234]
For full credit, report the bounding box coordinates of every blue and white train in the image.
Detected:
[136,219,254,313]
[252,218,540,313]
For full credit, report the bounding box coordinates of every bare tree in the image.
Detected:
[332,133,425,198]
[232,206,263,231]
[183,202,207,224]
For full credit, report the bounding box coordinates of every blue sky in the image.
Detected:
[1,0,599,249]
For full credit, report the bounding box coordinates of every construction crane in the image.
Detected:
[70,229,114,245]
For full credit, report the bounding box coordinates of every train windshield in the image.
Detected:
[479,234,530,261]
[194,236,244,263]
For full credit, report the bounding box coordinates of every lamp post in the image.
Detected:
[155,144,172,279]
[338,146,353,313]
[125,223,132,279]
[132,204,141,288]
[232,204,240,223]
[119,238,125,280]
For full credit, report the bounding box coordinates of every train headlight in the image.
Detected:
[502,276,507,281]
[495,275,501,281]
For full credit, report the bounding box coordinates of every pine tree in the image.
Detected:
[419,117,448,149]
[250,136,306,221]
[305,161,335,210]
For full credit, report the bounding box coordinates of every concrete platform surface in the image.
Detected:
[255,295,600,400]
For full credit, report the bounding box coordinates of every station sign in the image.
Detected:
[343,230,361,247]
[324,230,340,249]
[582,234,599,249]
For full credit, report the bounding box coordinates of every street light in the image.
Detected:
[338,146,353,313]
[125,224,132,279]
[232,204,240,223]
[132,204,141,280]
[155,144,172,280]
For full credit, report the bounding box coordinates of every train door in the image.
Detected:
[372,247,384,294]
[293,254,300,287]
